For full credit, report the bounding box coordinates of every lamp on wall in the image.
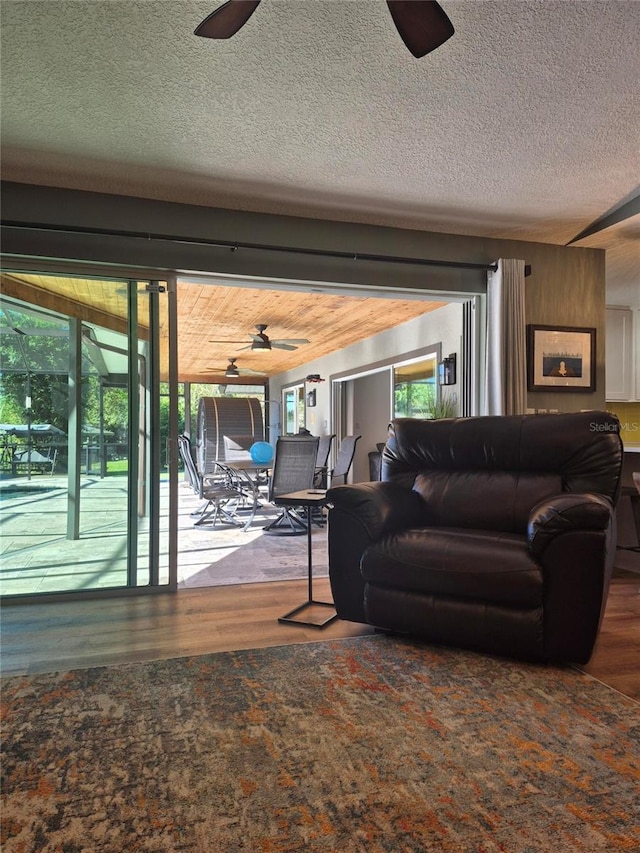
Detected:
[305,375,323,407]
[439,354,457,386]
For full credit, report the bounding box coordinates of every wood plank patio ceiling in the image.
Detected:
[2,273,446,383]
[176,283,446,384]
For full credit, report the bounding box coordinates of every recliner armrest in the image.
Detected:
[527,493,613,558]
[327,481,425,540]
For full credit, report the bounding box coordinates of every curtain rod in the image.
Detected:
[2,221,532,276]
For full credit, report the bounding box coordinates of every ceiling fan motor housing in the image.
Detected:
[251,333,271,352]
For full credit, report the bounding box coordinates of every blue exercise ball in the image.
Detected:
[250,441,273,465]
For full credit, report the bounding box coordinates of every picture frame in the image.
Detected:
[527,325,596,392]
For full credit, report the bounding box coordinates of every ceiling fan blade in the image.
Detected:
[195,0,261,39]
[273,338,310,345]
[271,342,298,351]
[386,0,454,58]
[203,369,262,376]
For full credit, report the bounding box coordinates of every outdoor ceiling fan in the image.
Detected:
[202,358,267,378]
[208,324,310,353]
[195,0,454,59]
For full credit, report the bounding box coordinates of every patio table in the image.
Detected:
[214,459,270,531]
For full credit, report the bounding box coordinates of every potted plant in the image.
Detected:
[424,392,458,419]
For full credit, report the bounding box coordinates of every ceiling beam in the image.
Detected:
[1,219,502,274]
[566,194,640,246]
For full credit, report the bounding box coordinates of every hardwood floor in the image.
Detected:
[1,572,638,702]
[578,569,640,700]
[0,577,374,677]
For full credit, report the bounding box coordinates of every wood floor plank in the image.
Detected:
[0,578,372,676]
[1,574,638,702]
[576,570,640,699]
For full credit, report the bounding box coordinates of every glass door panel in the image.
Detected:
[393,355,438,419]
[282,384,305,434]
[0,271,174,597]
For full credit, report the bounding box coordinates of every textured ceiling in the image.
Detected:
[1,0,639,299]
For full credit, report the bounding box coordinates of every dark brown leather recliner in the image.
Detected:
[327,412,623,663]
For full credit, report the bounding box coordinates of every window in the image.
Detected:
[393,355,438,419]
[282,383,306,434]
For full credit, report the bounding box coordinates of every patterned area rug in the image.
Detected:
[2,636,639,852]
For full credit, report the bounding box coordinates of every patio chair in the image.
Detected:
[330,434,361,486]
[178,434,243,528]
[178,435,200,494]
[313,433,335,488]
[368,442,387,481]
[263,436,319,535]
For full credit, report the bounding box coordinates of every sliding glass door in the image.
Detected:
[0,270,176,597]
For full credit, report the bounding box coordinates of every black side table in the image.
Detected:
[275,489,337,628]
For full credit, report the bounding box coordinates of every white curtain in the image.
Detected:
[484,258,527,415]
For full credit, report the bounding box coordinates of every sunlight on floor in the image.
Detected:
[177,484,327,589]
[0,476,329,596]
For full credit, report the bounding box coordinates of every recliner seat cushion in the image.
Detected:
[361,527,543,608]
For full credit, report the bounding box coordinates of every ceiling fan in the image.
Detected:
[194,0,454,59]
[209,324,310,353]
[202,358,267,378]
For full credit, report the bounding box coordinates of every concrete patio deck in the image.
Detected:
[0,474,326,597]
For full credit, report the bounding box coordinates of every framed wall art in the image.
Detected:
[527,325,596,392]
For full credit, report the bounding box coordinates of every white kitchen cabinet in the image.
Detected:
[606,307,635,401]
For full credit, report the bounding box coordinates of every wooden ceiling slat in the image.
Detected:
[179,284,446,382]
[2,273,446,382]
[0,274,141,337]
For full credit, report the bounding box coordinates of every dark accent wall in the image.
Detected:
[0,181,606,410]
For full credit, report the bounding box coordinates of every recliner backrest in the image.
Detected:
[413,469,563,533]
[383,412,623,534]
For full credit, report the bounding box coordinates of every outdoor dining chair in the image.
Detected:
[263,435,319,535]
[330,434,361,486]
[178,434,243,528]
[313,433,335,488]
